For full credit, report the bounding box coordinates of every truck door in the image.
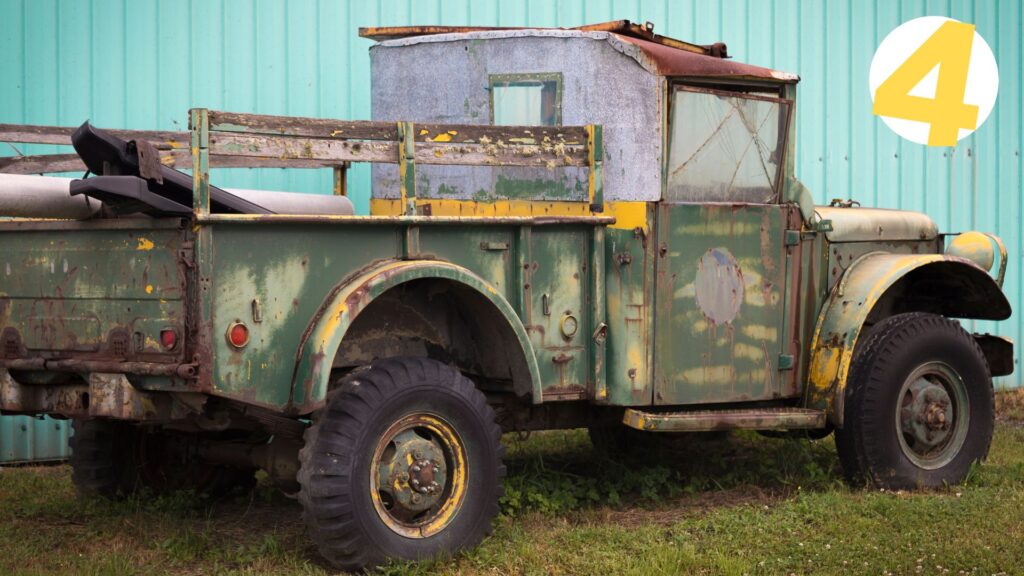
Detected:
[653,86,799,405]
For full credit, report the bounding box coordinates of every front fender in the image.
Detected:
[805,253,1011,426]
[288,259,542,413]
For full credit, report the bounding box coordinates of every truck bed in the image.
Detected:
[0,218,188,369]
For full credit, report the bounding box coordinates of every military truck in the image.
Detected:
[0,21,1014,570]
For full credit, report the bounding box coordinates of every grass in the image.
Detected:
[2,391,1024,575]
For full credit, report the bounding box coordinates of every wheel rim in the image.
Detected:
[370,413,468,538]
[895,361,970,470]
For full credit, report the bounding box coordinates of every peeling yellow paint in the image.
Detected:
[429,131,457,142]
[136,237,155,251]
[606,201,648,231]
[369,198,650,231]
[145,284,153,294]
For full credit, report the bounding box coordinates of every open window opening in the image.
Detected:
[489,73,563,126]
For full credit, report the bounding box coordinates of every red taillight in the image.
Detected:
[227,322,249,348]
[159,329,177,350]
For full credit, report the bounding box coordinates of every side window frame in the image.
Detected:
[488,72,563,126]
[665,83,794,204]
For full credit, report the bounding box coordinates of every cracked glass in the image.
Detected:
[667,87,791,203]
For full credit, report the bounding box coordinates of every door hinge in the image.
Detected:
[778,354,795,370]
[784,230,801,246]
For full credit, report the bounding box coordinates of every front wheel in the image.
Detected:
[297,357,504,571]
[835,313,994,489]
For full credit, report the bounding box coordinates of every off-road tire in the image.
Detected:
[835,313,994,489]
[70,419,256,498]
[297,357,505,571]
[70,419,131,498]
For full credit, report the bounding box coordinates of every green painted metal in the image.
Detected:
[654,203,798,405]
[397,121,417,215]
[602,220,656,406]
[0,220,187,359]
[805,253,1011,425]
[284,258,542,411]
[0,415,70,463]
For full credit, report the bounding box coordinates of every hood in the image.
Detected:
[815,207,938,242]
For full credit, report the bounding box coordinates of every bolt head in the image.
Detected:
[412,451,422,460]
[411,479,420,488]
[411,465,421,473]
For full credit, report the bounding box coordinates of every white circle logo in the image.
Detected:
[869,16,998,146]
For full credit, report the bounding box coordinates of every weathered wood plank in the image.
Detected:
[0,154,86,174]
[0,150,345,174]
[414,124,586,145]
[0,124,189,149]
[417,141,587,167]
[208,111,399,141]
[206,110,588,144]
[208,133,588,167]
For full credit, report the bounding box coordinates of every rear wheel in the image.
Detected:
[70,420,256,498]
[297,357,504,571]
[835,313,994,489]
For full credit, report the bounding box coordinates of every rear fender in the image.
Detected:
[805,254,1011,426]
[288,260,541,413]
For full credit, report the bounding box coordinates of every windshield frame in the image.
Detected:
[665,83,794,204]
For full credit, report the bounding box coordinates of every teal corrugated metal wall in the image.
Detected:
[0,415,70,464]
[0,0,1020,400]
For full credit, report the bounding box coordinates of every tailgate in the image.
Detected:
[0,218,188,365]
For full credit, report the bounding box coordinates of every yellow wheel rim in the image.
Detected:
[369,413,468,538]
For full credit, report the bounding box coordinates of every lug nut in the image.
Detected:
[411,465,421,473]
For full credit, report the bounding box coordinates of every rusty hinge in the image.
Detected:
[178,242,195,269]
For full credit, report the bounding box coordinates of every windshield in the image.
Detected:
[666,87,791,204]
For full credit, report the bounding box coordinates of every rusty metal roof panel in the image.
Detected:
[361,20,719,57]
[607,34,799,84]
[365,22,799,84]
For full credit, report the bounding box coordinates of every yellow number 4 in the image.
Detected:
[873,20,979,146]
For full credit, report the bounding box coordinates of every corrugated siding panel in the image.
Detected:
[0,416,71,464]
[0,0,1020,387]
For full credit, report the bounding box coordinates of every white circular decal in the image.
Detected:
[869,16,998,146]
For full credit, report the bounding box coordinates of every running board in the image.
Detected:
[623,407,827,432]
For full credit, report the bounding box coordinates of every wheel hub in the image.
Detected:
[901,378,953,448]
[895,361,970,470]
[370,413,467,538]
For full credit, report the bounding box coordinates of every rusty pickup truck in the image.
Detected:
[0,21,1013,570]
